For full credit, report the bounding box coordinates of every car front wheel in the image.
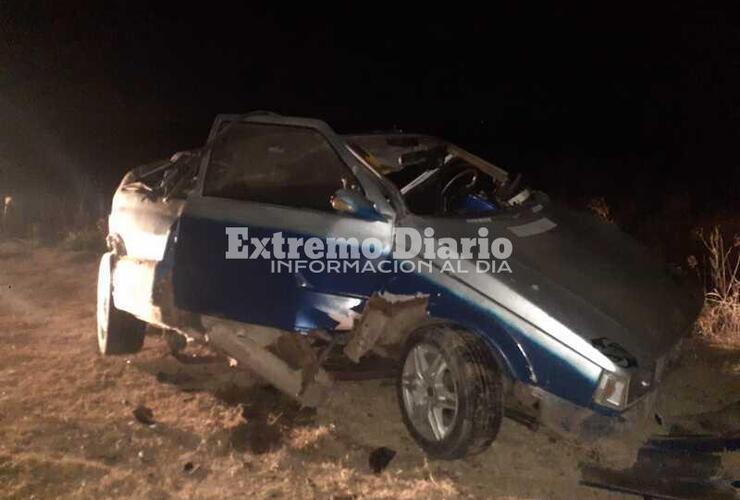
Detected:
[397,325,504,459]
[96,252,147,355]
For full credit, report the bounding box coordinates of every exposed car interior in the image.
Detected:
[346,134,531,216]
[120,130,530,218]
[124,149,202,201]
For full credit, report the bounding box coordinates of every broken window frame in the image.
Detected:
[200,121,366,214]
[345,134,537,219]
[124,150,202,201]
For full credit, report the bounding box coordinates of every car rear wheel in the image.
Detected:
[96,252,146,355]
[397,325,503,459]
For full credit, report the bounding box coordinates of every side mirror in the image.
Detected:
[330,189,383,221]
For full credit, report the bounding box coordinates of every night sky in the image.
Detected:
[1,3,738,228]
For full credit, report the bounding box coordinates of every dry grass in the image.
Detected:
[695,226,740,346]
[58,219,107,252]
[1,245,625,499]
[0,189,107,242]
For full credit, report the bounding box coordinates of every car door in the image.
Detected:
[172,115,395,332]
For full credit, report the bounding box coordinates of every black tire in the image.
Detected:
[397,325,503,459]
[96,252,147,355]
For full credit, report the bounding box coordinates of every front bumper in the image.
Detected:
[534,339,684,443]
[536,386,658,444]
[514,343,685,470]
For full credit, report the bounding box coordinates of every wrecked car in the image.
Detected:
[97,112,703,459]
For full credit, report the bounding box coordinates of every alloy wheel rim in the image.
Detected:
[401,343,459,441]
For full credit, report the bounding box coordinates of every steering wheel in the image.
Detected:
[440,168,479,213]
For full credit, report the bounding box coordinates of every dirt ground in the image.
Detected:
[0,243,738,499]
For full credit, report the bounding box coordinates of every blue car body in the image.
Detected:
[106,112,703,438]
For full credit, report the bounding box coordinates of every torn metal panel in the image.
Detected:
[344,292,429,362]
[648,434,740,454]
[204,318,332,408]
[271,333,324,397]
[581,444,738,499]
[580,466,738,499]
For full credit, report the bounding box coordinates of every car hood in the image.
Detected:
[415,197,703,365]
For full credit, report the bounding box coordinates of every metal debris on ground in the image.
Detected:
[369,446,396,474]
[132,405,156,426]
[581,434,740,499]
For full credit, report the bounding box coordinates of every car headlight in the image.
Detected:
[593,370,630,409]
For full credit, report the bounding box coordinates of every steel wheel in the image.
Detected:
[401,342,459,441]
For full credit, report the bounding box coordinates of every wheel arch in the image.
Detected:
[405,316,535,387]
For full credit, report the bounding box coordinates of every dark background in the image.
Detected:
[0,2,738,256]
